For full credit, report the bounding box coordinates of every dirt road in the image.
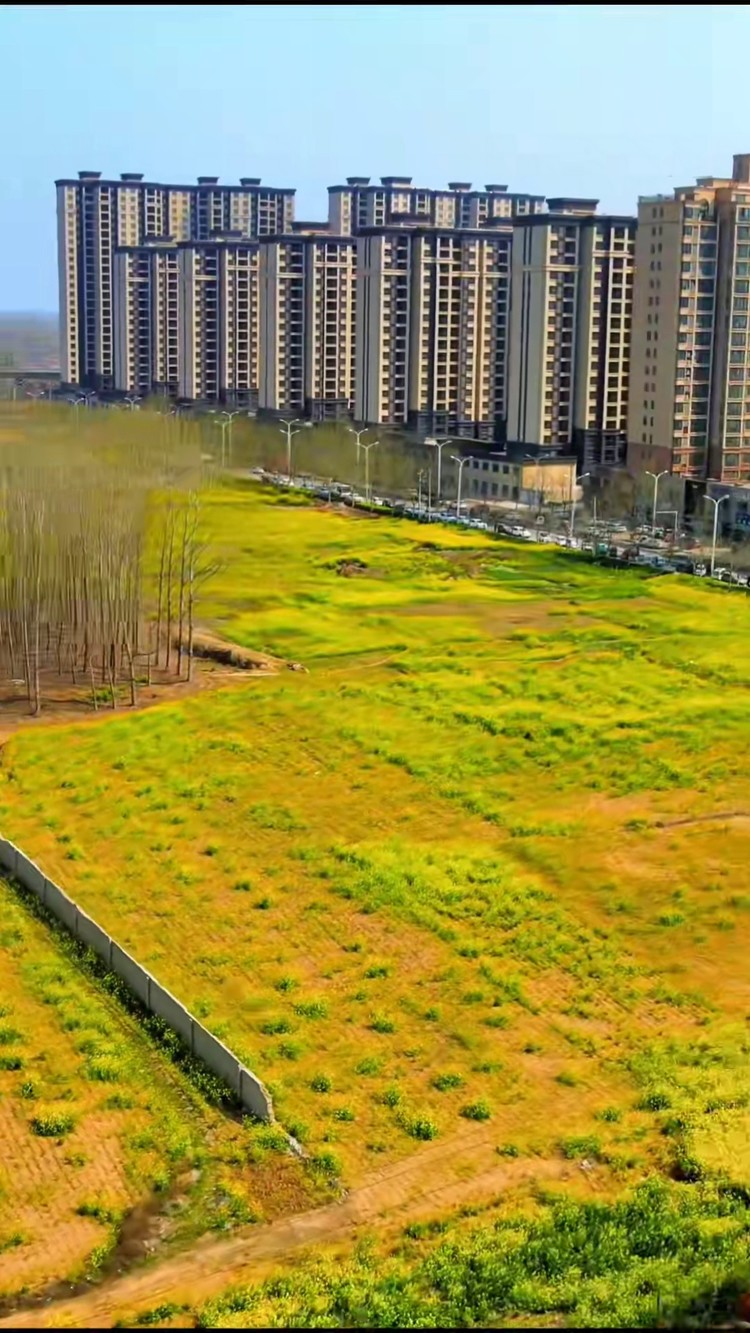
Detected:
[1,1130,577,1328]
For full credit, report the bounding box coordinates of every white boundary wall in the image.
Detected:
[0,838,273,1122]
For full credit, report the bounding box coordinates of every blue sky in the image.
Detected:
[0,3,745,311]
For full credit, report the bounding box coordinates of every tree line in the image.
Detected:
[0,407,216,714]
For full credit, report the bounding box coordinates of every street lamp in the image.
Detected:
[279,418,301,478]
[348,425,369,459]
[451,454,473,519]
[220,409,240,466]
[124,394,141,411]
[431,439,451,502]
[214,417,230,468]
[645,469,669,534]
[569,472,590,542]
[705,493,729,576]
[417,468,427,511]
[68,394,86,426]
[360,439,379,503]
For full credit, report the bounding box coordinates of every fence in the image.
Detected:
[0,838,274,1123]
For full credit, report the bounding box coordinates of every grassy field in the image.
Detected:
[2,484,750,1194]
[0,866,323,1302]
[3,479,750,1322]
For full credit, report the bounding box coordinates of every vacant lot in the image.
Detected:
[1,485,749,1225]
[0,867,322,1301]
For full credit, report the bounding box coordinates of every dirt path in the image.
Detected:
[0,1133,578,1328]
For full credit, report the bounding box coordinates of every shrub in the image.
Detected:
[31,1110,75,1137]
[333,1106,355,1122]
[556,1070,578,1087]
[294,999,328,1020]
[0,1026,23,1046]
[233,879,252,893]
[560,1134,601,1159]
[19,1079,37,1099]
[309,1151,341,1178]
[355,1056,383,1076]
[369,1013,396,1034]
[0,1054,24,1071]
[433,1072,464,1092]
[310,1074,332,1094]
[461,1100,491,1122]
[638,1091,672,1112]
[275,976,297,993]
[277,1041,302,1061]
[497,1143,519,1157]
[596,1106,622,1123]
[406,1116,439,1141]
[260,1018,292,1036]
[365,964,390,979]
[254,896,272,911]
[379,1085,402,1108]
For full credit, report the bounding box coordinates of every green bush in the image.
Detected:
[433,1072,464,1092]
[406,1116,439,1141]
[31,1110,75,1137]
[369,1013,396,1034]
[461,1100,491,1122]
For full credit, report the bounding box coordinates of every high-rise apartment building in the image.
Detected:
[113,239,179,397]
[627,154,750,485]
[355,224,513,438]
[178,235,260,406]
[56,171,295,391]
[259,233,357,419]
[407,226,512,439]
[506,201,635,467]
[328,176,544,234]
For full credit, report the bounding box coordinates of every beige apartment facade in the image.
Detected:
[355,225,513,438]
[258,234,357,419]
[507,202,635,468]
[56,171,294,392]
[328,176,544,235]
[113,240,179,397]
[628,154,750,486]
[407,226,512,439]
[178,236,259,405]
[355,229,412,425]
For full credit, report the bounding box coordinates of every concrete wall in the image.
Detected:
[0,838,273,1123]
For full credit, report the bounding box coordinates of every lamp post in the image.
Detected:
[124,394,141,412]
[360,439,379,503]
[645,469,669,534]
[214,418,230,468]
[279,417,301,478]
[705,493,729,576]
[348,425,369,459]
[451,454,473,519]
[220,410,240,466]
[432,438,451,502]
[417,468,426,511]
[68,394,86,427]
[569,472,591,543]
